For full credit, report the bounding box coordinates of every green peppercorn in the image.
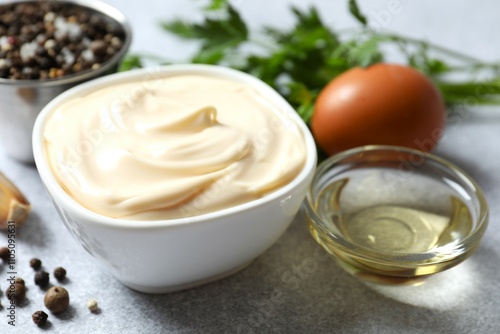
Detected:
[54,267,67,281]
[44,286,70,313]
[32,310,48,326]
[34,270,49,287]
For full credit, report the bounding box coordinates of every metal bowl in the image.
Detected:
[0,0,132,162]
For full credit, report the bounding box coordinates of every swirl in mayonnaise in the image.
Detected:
[44,75,306,220]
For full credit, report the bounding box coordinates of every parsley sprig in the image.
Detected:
[120,0,500,124]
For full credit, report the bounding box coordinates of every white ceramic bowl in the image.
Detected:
[33,65,317,293]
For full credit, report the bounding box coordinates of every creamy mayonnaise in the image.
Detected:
[44,74,307,220]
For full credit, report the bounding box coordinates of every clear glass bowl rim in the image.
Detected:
[304,145,489,263]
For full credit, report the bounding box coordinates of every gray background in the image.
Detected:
[1,0,500,333]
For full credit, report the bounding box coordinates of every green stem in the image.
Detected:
[375,32,482,63]
[250,36,281,51]
[437,80,500,105]
[337,29,497,67]
[446,63,500,72]
[444,96,500,106]
[437,81,500,93]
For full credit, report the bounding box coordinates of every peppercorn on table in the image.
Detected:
[1,1,500,333]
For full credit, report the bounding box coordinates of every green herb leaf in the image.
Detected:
[355,38,382,67]
[348,0,368,26]
[289,82,317,124]
[160,20,202,39]
[296,102,315,124]
[161,6,248,46]
[288,82,313,105]
[129,1,500,126]
[204,0,229,11]
[426,59,449,74]
[161,5,248,64]
[404,42,451,77]
[192,40,241,64]
[118,55,143,72]
[330,35,382,68]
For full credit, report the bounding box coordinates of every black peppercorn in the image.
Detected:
[54,267,67,281]
[6,283,26,304]
[0,247,9,262]
[30,258,42,270]
[32,310,48,326]
[15,277,25,286]
[89,40,106,57]
[34,270,49,287]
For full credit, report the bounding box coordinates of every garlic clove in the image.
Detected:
[0,172,31,230]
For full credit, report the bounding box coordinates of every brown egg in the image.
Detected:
[311,63,446,156]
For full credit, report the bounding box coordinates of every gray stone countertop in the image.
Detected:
[1,0,500,333]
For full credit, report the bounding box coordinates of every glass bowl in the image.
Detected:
[304,145,489,285]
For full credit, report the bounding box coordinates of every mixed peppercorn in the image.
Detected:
[1,249,98,327]
[0,1,114,327]
[0,1,126,80]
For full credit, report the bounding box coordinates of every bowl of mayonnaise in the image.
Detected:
[32,64,317,293]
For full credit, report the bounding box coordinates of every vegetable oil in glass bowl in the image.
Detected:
[305,146,488,285]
